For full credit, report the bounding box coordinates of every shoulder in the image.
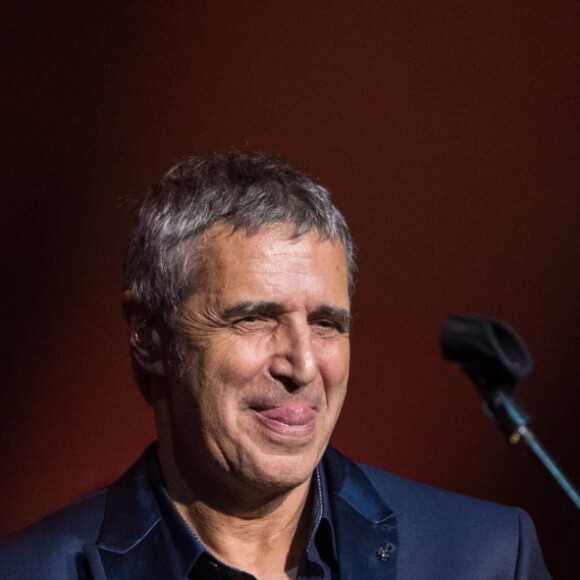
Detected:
[325,445,516,523]
[362,462,548,577]
[360,460,516,520]
[324,448,550,578]
[0,489,109,580]
[0,447,157,580]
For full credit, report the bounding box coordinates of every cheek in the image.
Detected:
[210,337,269,389]
[319,340,350,382]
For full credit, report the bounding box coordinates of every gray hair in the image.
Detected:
[123,152,355,328]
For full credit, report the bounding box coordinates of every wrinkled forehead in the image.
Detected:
[199,221,344,263]
[192,222,349,299]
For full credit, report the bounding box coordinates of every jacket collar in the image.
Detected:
[85,444,398,579]
[88,445,183,579]
[96,446,160,552]
[324,446,398,580]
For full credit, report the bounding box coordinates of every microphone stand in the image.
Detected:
[481,384,580,510]
[442,315,580,510]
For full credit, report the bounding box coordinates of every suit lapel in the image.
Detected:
[93,524,182,580]
[324,447,398,580]
[84,444,398,579]
[84,446,183,580]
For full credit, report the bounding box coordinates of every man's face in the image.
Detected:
[160,223,350,496]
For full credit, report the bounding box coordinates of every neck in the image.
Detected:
[174,483,313,577]
[157,437,314,577]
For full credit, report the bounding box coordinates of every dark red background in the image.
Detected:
[2,2,579,577]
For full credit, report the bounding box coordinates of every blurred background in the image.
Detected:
[1,2,578,577]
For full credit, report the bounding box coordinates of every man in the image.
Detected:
[1,153,549,579]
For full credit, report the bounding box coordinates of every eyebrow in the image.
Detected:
[309,305,352,331]
[221,301,284,319]
[221,301,351,330]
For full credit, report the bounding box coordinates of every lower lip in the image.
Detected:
[250,406,316,438]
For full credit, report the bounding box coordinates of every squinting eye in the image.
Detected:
[237,315,263,324]
[232,315,272,330]
[312,319,344,332]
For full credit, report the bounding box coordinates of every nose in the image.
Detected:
[269,322,317,389]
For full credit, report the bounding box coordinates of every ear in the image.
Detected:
[122,290,165,376]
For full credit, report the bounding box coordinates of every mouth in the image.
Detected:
[250,403,316,437]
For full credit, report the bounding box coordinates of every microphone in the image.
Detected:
[441,316,533,389]
[441,315,580,510]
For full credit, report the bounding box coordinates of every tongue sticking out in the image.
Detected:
[256,405,315,426]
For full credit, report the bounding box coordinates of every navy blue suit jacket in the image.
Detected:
[0,446,550,579]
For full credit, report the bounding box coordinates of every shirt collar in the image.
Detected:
[298,462,338,578]
[147,450,338,578]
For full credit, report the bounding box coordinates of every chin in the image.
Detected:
[239,447,322,491]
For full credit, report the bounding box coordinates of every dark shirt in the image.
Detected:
[147,452,339,579]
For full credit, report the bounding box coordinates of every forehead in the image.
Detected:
[198,223,349,305]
